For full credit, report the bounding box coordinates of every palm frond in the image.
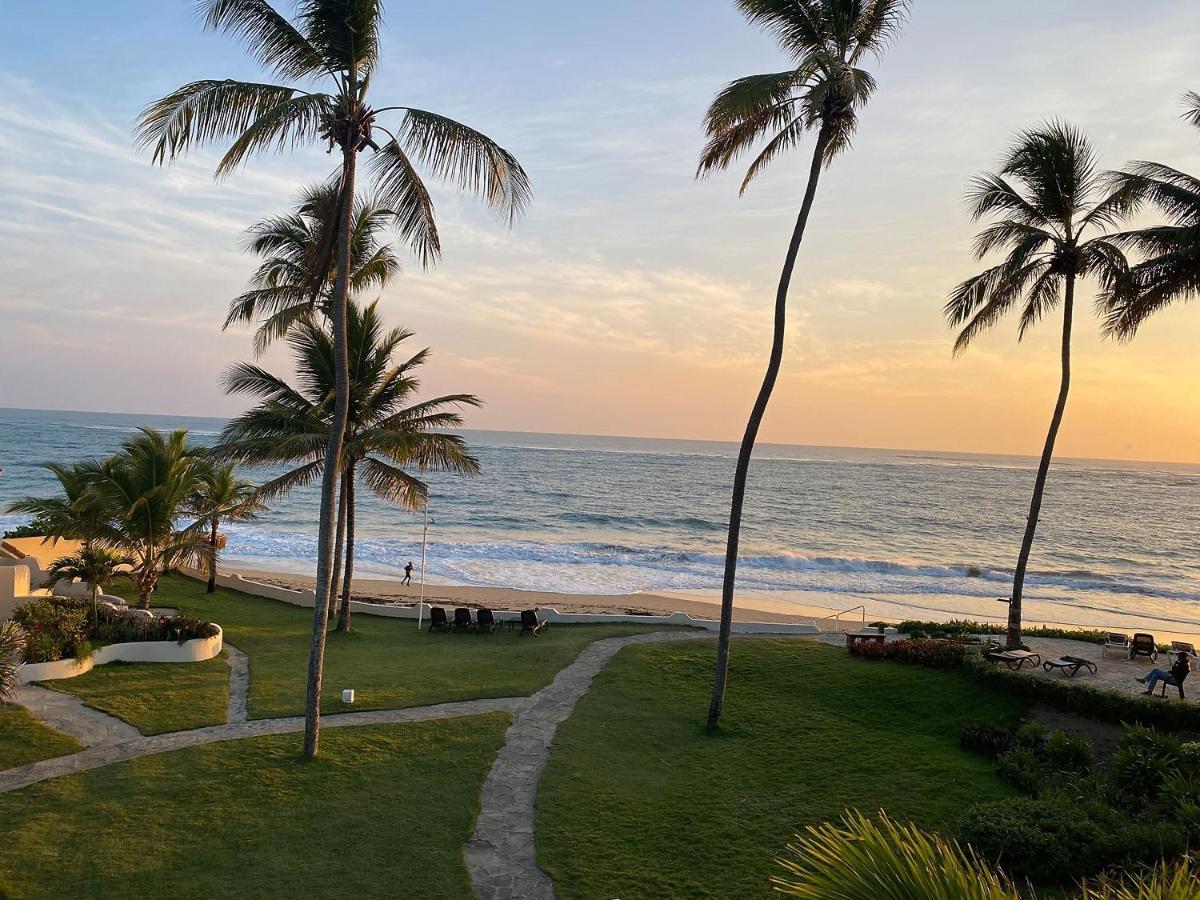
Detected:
[215,92,335,178]
[199,0,329,81]
[367,140,441,266]
[357,457,427,510]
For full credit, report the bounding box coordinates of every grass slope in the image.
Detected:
[538,638,1025,899]
[42,652,230,735]
[0,714,509,899]
[109,575,676,720]
[0,703,82,769]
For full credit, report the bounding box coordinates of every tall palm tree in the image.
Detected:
[44,547,131,628]
[218,299,480,631]
[6,462,106,549]
[695,0,909,732]
[86,429,214,610]
[945,123,1132,650]
[138,0,529,757]
[190,463,266,593]
[1102,92,1200,338]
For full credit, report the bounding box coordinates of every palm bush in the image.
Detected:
[44,547,131,627]
[0,620,27,701]
[696,0,909,731]
[772,810,1020,899]
[190,462,264,593]
[1080,858,1200,900]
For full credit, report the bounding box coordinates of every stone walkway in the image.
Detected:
[10,684,142,747]
[463,630,705,900]
[224,643,250,724]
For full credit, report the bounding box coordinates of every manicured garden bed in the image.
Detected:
[537,638,1025,899]
[109,574,679,719]
[0,714,509,899]
[0,703,81,770]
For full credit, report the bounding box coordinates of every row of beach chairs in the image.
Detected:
[427,606,546,636]
[1102,631,1198,664]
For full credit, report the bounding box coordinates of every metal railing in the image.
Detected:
[818,605,866,627]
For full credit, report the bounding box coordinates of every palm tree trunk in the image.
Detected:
[1007,274,1075,649]
[336,462,356,632]
[303,111,358,760]
[329,469,348,622]
[207,517,220,593]
[706,127,832,734]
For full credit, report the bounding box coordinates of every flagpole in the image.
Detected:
[417,497,428,630]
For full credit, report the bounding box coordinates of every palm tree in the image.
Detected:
[218,299,480,631]
[190,462,265,593]
[695,0,909,731]
[945,123,1132,650]
[44,547,131,628]
[85,429,214,610]
[6,462,106,549]
[137,0,529,757]
[1101,92,1200,338]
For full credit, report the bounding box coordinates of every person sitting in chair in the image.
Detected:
[1137,651,1190,696]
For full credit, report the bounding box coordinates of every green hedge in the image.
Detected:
[898,619,1109,645]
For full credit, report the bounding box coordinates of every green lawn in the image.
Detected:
[110,574,679,720]
[0,714,509,899]
[0,704,82,770]
[537,638,1026,899]
[41,653,230,735]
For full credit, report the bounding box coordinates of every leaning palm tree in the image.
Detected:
[138,0,529,757]
[190,462,265,593]
[6,461,106,549]
[946,123,1132,650]
[44,547,131,628]
[218,299,480,631]
[1102,92,1200,338]
[85,429,214,610]
[695,0,909,732]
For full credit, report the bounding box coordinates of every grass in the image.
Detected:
[109,574,679,720]
[537,638,1026,899]
[0,703,82,769]
[40,652,230,735]
[0,714,509,899]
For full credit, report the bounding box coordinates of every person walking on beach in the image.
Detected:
[402,561,414,586]
[1137,651,1191,695]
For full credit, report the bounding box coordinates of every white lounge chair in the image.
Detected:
[1170,640,1198,659]
[1103,632,1130,657]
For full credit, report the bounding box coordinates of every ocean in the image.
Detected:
[2,406,1199,637]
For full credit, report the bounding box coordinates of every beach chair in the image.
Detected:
[476,608,498,634]
[1103,633,1130,657]
[428,607,450,633]
[1171,641,1198,659]
[1042,655,1097,678]
[453,608,477,633]
[519,609,546,636]
[1130,633,1158,663]
[986,649,1041,670]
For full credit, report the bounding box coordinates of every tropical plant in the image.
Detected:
[218,299,480,631]
[44,547,131,627]
[695,0,909,732]
[6,461,106,548]
[85,429,213,610]
[1102,92,1200,338]
[190,462,265,593]
[137,0,529,757]
[772,810,1020,899]
[0,620,27,701]
[945,122,1133,649]
[1080,858,1200,900]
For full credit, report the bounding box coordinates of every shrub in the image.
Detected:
[12,597,91,663]
[960,723,1014,758]
[1047,729,1096,776]
[0,620,28,700]
[1079,857,1200,899]
[996,746,1048,795]
[2,514,54,539]
[1110,725,1182,800]
[848,638,966,669]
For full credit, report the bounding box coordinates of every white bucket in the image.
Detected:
[342,689,355,704]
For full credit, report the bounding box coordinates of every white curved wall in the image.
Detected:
[16,626,223,685]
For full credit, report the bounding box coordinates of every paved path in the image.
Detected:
[224,643,250,724]
[463,630,705,900]
[11,684,142,747]
[0,697,524,795]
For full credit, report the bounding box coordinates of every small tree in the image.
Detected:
[190,462,265,593]
[0,621,27,702]
[45,548,131,627]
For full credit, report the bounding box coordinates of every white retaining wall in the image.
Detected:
[16,626,224,685]
[180,567,822,635]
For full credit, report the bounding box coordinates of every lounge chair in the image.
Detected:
[1042,655,1097,677]
[1103,633,1130,657]
[453,608,477,633]
[1130,632,1158,663]
[520,609,546,636]
[476,608,498,634]
[986,649,1041,670]
[1171,640,1198,659]
[428,607,450,633]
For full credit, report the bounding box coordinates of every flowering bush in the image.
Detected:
[848,638,966,669]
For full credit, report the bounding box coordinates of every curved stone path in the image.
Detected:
[464,630,705,900]
[224,643,250,724]
[11,684,142,747]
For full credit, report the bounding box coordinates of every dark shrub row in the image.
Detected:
[848,637,967,669]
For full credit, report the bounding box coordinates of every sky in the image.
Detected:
[1,0,1198,463]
